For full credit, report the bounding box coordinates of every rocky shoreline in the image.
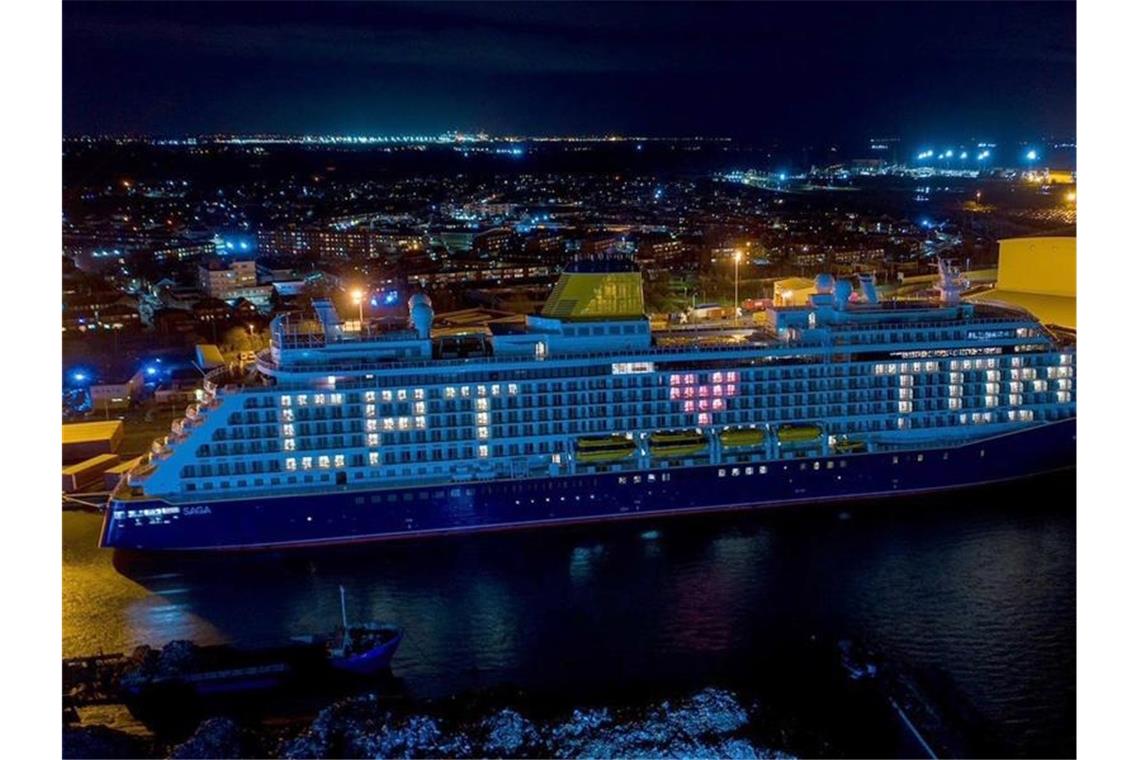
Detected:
[65,687,796,759]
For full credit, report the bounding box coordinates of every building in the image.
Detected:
[62,420,123,464]
[471,228,517,259]
[199,258,256,297]
[258,228,425,260]
[966,237,1076,330]
[89,370,146,414]
[198,257,273,306]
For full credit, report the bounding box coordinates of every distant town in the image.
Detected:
[62,133,1076,462]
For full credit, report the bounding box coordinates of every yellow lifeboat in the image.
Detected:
[575,434,637,464]
[777,424,823,444]
[833,438,867,454]
[649,430,709,458]
[720,427,765,448]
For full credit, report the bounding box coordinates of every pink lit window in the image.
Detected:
[684,373,696,385]
[698,399,710,411]
[712,398,725,411]
[698,385,710,397]
[713,385,723,397]
[726,384,738,396]
[712,372,723,383]
[727,372,739,383]
[698,413,711,425]
[669,387,681,400]
[683,400,695,412]
[684,386,696,398]
[670,374,681,386]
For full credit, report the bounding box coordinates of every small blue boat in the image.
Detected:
[293,586,403,676]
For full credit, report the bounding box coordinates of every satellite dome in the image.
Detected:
[408,293,434,339]
[815,274,835,294]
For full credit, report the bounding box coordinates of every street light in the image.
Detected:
[351,288,364,330]
[733,250,742,325]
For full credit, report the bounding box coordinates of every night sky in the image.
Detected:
[63,1,1075,143]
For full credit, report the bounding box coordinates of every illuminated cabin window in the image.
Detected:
[302,457,313,470]
[414,388,425,400]
[398,417,411,431]
[478,445,489,458]
[475,398,489,412]
[284,439,296,451]
[1057,379,1072,390]
[414,416,426,429]
[950,360,961,371]
[985,395,998,408]
[1010,357,1023,368]
[987,370,1001,382]
[1009,381,1023,393]
[949,397,962,410]
[365,391,376,402]
[366,420,378,432]
[698,412,711,425]
[959,413,969,424]
[282,424,294,437]
[444,387,457,399]
[898,401,912,413]
[899,388,913,400]
[369,452,379,465]
[318,456,330,469]
[297,395,308,406]
[282,409,294,422]
[491,384,501,396]
[985,383,1000,394]
[949,386,962,398]
[383,418,395,431]
[382,390,393,402]
[508,384,519,396]
[285,458,297,471]
[397,389,408,401]
[1057,391,1071,403]
[477,385,487,397]
[461,386,471,398]
[334,454,345,468]
[476,413,490,425]
[1034,380,1048,392]
[330,393,343,405]
[899,375,913,388]
[365,404,376,417]
[367,433,379,446]
[414,402,426,415]
[1008,394,1022,406]
[314,394,325,405]
[280,396,292,407]
[1060,354,1073,366]
[477,427,489,439]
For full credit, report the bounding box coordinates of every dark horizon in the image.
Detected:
[63,1,1075,144]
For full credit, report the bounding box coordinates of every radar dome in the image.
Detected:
[814,274,835,294]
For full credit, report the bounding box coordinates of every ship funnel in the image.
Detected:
[856,273,879,304]
[312,298,343,341]
[408,293,434,339]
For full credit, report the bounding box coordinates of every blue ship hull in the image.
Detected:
[101,418,1076,551]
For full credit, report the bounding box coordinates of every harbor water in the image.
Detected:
[63,472,1075,756]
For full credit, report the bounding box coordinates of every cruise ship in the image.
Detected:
[101,260,1076,551]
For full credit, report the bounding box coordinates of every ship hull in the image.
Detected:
[101,418,1075,551]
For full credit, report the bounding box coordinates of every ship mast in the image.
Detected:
[339,585,349,630]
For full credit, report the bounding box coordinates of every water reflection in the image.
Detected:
[64,473,1075,755]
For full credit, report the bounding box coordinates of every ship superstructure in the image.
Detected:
[103,260,1076,550]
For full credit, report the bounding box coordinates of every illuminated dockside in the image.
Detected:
[103,259,1076,550]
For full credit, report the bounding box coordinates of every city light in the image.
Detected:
[959,151,967,160]
[1026,149,1039,161]
[71,371,88,383]
[977,149,991,160]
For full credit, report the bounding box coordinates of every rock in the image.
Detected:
[63,725,153,759]
[169,717,244,759]
[479,708,542,756]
